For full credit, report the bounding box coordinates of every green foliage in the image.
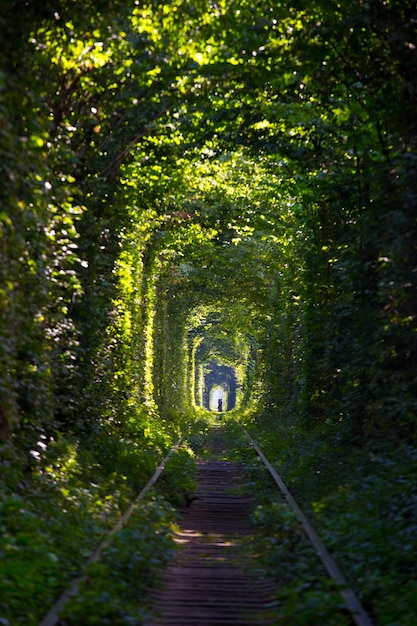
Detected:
[155,444,197,507]
[310,447,417,625]
[249,413,417,624]
[61,497,177,626]
[0,426,180,624]
[251,502,350,625]
[1,0,415,442]
[1,0,417,623]
[0,441,119,624]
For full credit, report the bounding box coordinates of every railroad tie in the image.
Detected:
[148,460,277,626]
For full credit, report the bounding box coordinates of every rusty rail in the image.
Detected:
[244,429,375,626]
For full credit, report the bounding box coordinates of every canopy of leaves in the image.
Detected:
[1,0,417,623]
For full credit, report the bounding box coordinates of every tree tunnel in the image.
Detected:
[2,2,417,622]
[178,304,260,416]
[1,0,415,438]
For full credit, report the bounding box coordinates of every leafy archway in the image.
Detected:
[1,1,417,622]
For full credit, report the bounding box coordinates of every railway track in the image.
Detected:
[148,458,278,625]
[39,422,374,626]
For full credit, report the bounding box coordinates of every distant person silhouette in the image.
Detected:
[218,398,223,412]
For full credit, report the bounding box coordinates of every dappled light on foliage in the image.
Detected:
[1,0,417,623]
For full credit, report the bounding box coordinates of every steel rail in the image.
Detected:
[39,436,183,626]
[244,429,375,626]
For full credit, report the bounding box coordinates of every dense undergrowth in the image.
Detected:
[2,411,417,625]
[184,415,417,624]
[245,413,417,625]
[60,496,177,626]
[0,419,196,626]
